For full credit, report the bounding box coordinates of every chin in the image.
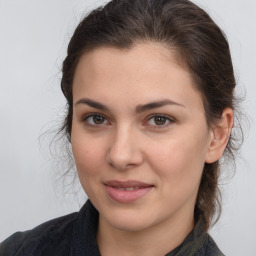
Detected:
[99,205,161,232]
[108,216,153,232]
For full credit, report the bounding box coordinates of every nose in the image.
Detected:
[106,126,144,170]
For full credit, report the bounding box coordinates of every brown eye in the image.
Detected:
[147,114,174,128]
[93,115,105,124]
[83,114,108,126]
[154,116,167,125]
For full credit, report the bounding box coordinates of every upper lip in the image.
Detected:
[104,180,153,188]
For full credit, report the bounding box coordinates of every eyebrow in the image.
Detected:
[136,99,185,113]
[75,98,110,112]
[75,98,185,113]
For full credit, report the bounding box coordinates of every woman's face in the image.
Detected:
[71,43,213,232]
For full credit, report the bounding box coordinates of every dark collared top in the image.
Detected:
[0,200,224,256]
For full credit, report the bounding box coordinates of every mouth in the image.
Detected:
[114,186,142,191]
[103,180,154,203]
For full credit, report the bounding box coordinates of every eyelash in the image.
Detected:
[145,114,175,129]
[81,113,175,129]
[81,113,108,128]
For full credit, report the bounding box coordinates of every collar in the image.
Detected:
[166,216,207,256]
[72,200,101,256]
[72,200,208,256]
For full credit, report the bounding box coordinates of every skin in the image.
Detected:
[71,42,233,256]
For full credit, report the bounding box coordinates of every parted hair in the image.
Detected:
[60,0,242,230]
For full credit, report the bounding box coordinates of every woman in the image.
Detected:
[0,0,241,255]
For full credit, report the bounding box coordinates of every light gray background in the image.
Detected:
[0,1,255,255]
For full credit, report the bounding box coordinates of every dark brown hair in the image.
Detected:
[60,0,242,230]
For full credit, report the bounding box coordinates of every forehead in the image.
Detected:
[72,42,203,112]
[75,42,184,79]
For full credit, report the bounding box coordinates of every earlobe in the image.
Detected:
[205,108,234,163]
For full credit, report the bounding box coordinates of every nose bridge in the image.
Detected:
[106,123,143,169]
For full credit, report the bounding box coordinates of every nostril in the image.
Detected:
[105,132,144,169]
[106,149,143,170]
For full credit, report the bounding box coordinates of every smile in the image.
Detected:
[115,187,140,191]
[104,180,154,203]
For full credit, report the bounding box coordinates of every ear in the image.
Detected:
[205,108,234,163]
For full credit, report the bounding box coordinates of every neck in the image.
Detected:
[97,212,194,256]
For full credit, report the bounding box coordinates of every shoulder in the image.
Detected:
[0,212,78,256]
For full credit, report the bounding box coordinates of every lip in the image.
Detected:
[104,180,154,203]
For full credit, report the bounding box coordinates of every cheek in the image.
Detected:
[72,139,106,200]
[147,131,207,184]
[71,128,105,181]
[146,135,207,207]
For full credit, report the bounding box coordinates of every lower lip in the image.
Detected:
[105,185,153,203]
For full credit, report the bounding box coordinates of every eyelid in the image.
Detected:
[80,112,175,129]
[81,113,111,127]
[144,113,175,129]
